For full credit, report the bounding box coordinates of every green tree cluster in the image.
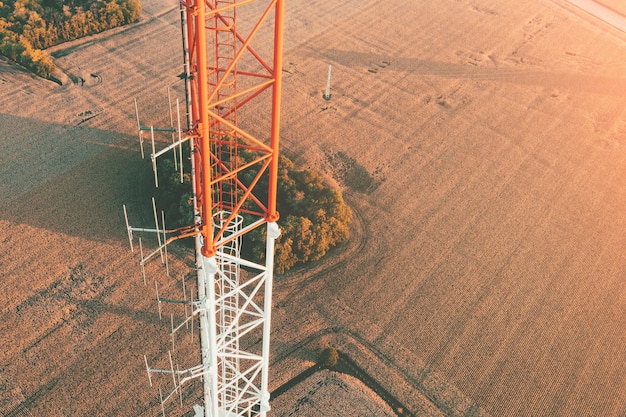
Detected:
[0,0,141,77]
[263,155,352,273]
[319,347,339,369]
[153,149,352,274]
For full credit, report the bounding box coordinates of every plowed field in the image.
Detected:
[2,0,626,416]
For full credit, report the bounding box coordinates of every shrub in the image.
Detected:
[319,347,339,369]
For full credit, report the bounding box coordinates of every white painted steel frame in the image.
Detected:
[194,218,279,417]
[139,218,279,417]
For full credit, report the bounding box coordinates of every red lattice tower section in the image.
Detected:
[185,0,283,258]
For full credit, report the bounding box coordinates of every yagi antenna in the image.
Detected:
[134,98,145,159]
[151,127,158,188]
[134,90,189,189]
[167,87,178,172]
[122,200,177,285]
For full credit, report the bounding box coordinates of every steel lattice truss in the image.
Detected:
[124,0,285,416]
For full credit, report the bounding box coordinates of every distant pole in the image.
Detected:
[323,64,332,100]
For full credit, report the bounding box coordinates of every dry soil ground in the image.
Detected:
[2,0,626,416]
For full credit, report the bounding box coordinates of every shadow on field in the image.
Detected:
[0,113,153,243]
[319,49,626,96]
[271,350,414,417]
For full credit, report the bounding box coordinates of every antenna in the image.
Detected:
[144,355,153,387]
[150,127,159,188]
[139,238,146,285]
[176,99,183,184]
[167,87,178,173]
[170,313,175,351]
[123,204,133,252]
[182,275,188,326]
[159,388,165,417]
[323,64,332,100]
[176,364,183,407]
[155,279,162,320]
[134,88,189,188]
[161,210,169,277]
[168,350,176,391]
[152,197,164,264]
[134,98,145,159]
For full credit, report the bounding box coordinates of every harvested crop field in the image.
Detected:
[2,0,626,416]
[271,370,396,417]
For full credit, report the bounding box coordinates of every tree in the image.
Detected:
[22,9,47,48]
[120,0,140,23]
[319,347,339,369]
[153,150,353,274]
[28,46,54,77]
[243,153,353,273]
[0,30,22,61]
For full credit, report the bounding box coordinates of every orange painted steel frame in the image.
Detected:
[182,0,284,258]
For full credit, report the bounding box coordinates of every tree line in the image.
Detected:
[0,0,141,78]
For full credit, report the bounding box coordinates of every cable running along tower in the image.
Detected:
[125,0,285,416]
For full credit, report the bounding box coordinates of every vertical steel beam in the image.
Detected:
[196,0,216,258]
[267,0,284,222]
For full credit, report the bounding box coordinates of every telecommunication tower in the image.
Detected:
[124,0,285,416]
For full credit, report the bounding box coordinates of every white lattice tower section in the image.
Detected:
[195,215,279,417]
